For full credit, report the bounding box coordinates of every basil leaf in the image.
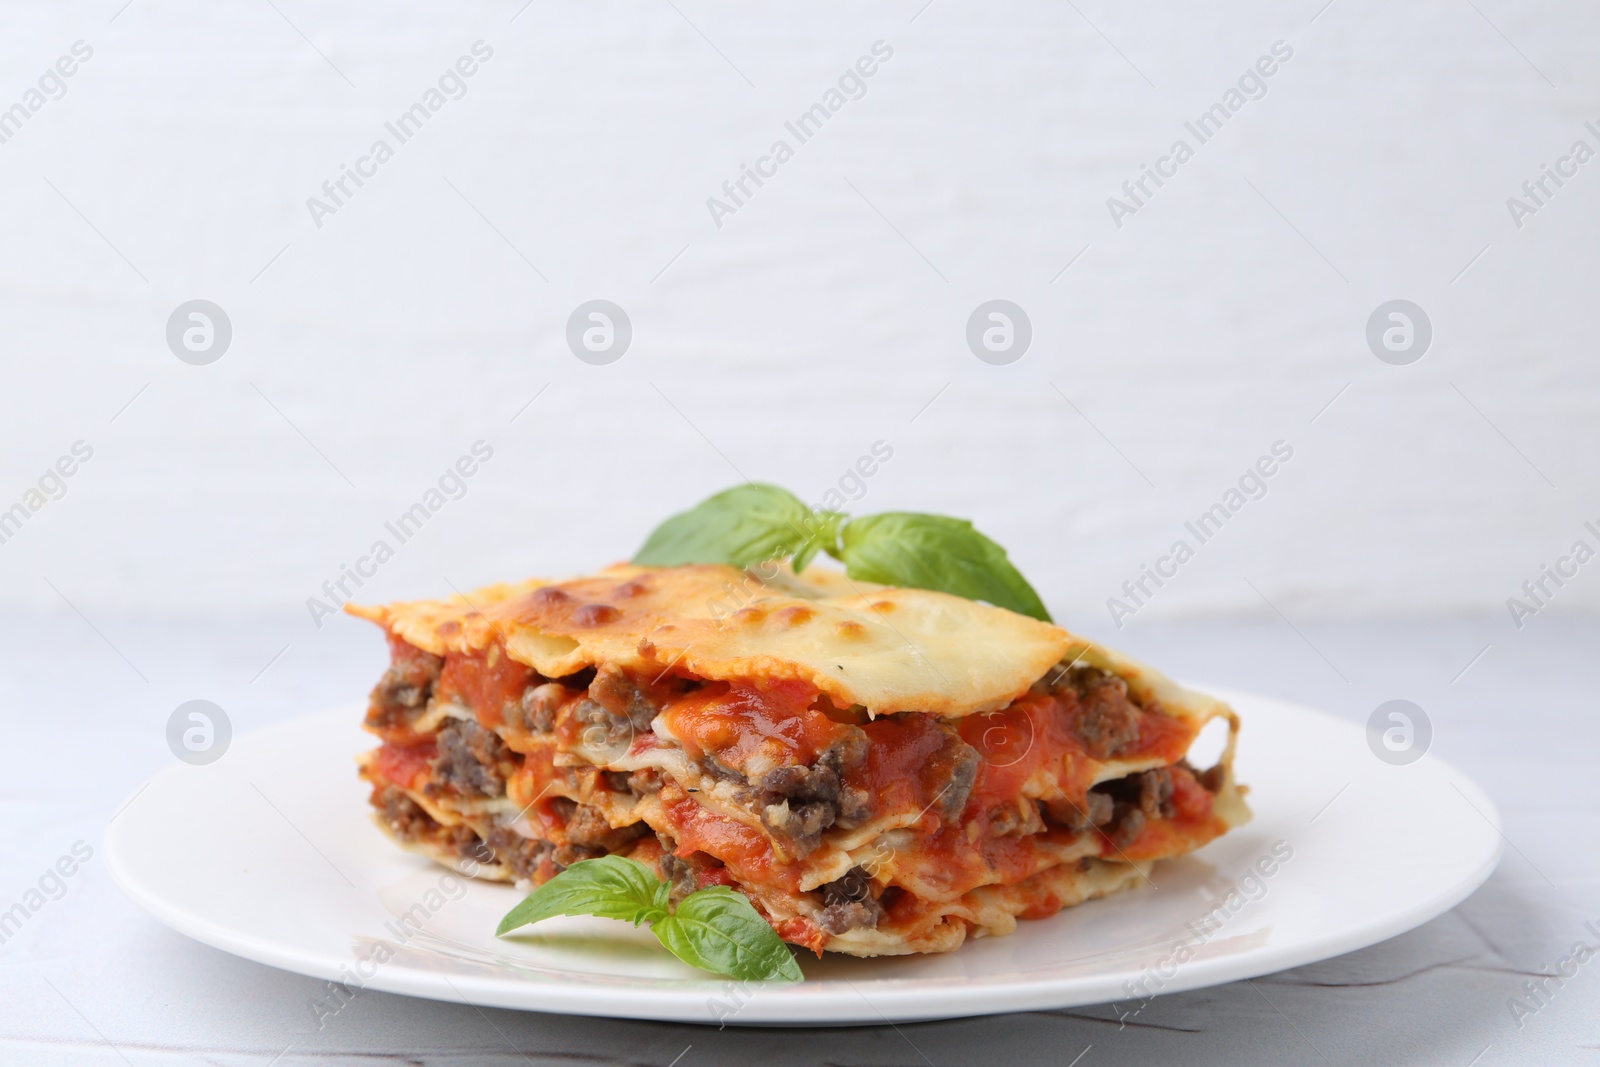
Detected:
[493,858,801,982]
[633,484,817,569]
[838,512,1052,622]
[652,886,804,982]
[495,855,668,935]
[790,509,846,573]
[633,485,1051,621]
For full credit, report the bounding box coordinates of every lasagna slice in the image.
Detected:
[349,563,1249,957]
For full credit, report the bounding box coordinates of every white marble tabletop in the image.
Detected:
[2,610,1594,1066]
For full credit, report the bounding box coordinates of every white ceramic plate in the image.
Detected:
[106,687,1500,1026]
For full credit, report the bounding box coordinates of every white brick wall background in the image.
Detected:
[1,0,1596,641]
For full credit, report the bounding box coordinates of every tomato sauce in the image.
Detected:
[953,693,1099,815]
[1131,707,1197,766]
[858,690,1209,901]
[856,715,961,827]
[695,865,739,890]
[506,747,562,814]
[659,788,799,892]
[436,642,531,728]
[372,740,436,791]
[374,620,1229,939]
[386,630,434,669]
[658,680,847,772]
[774,916,827,956]
[364,634,448,745]
[1109,764,1224,861]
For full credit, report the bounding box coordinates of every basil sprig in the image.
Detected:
[633,483,1051,621]
[495,855,803,982]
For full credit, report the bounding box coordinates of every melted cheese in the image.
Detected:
[349,562,1074,717]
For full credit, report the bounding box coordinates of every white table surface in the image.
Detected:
[2,609,1595,1066]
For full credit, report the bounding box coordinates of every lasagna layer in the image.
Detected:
[351,563,1249,957]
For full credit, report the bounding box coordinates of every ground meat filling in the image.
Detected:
[755,722,977,859]
[589,664,663,732]
[366,647,443,733]
[757,732,873,859]
[988,797,1046,838]
[568,697,638,761]
[1092,768,1177,850]
[550,797,650,852]
[371,651,670,882]
[924,727,980,820]
[508,681,566,735]
[653,833,741,902]
[484,811,612,877]
[430,718,517,799]
[1042,790,1115,834]
[1040,766,1179,849]
[628,768,664,794]
[550,843,608,869]
[658,839,699,900]
[817,866,885,935]
[373,784,484,860]
[482,826,550,880]
[559,665,695,764]
[1187,758,1227,794]
[1055,667,1143,760]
